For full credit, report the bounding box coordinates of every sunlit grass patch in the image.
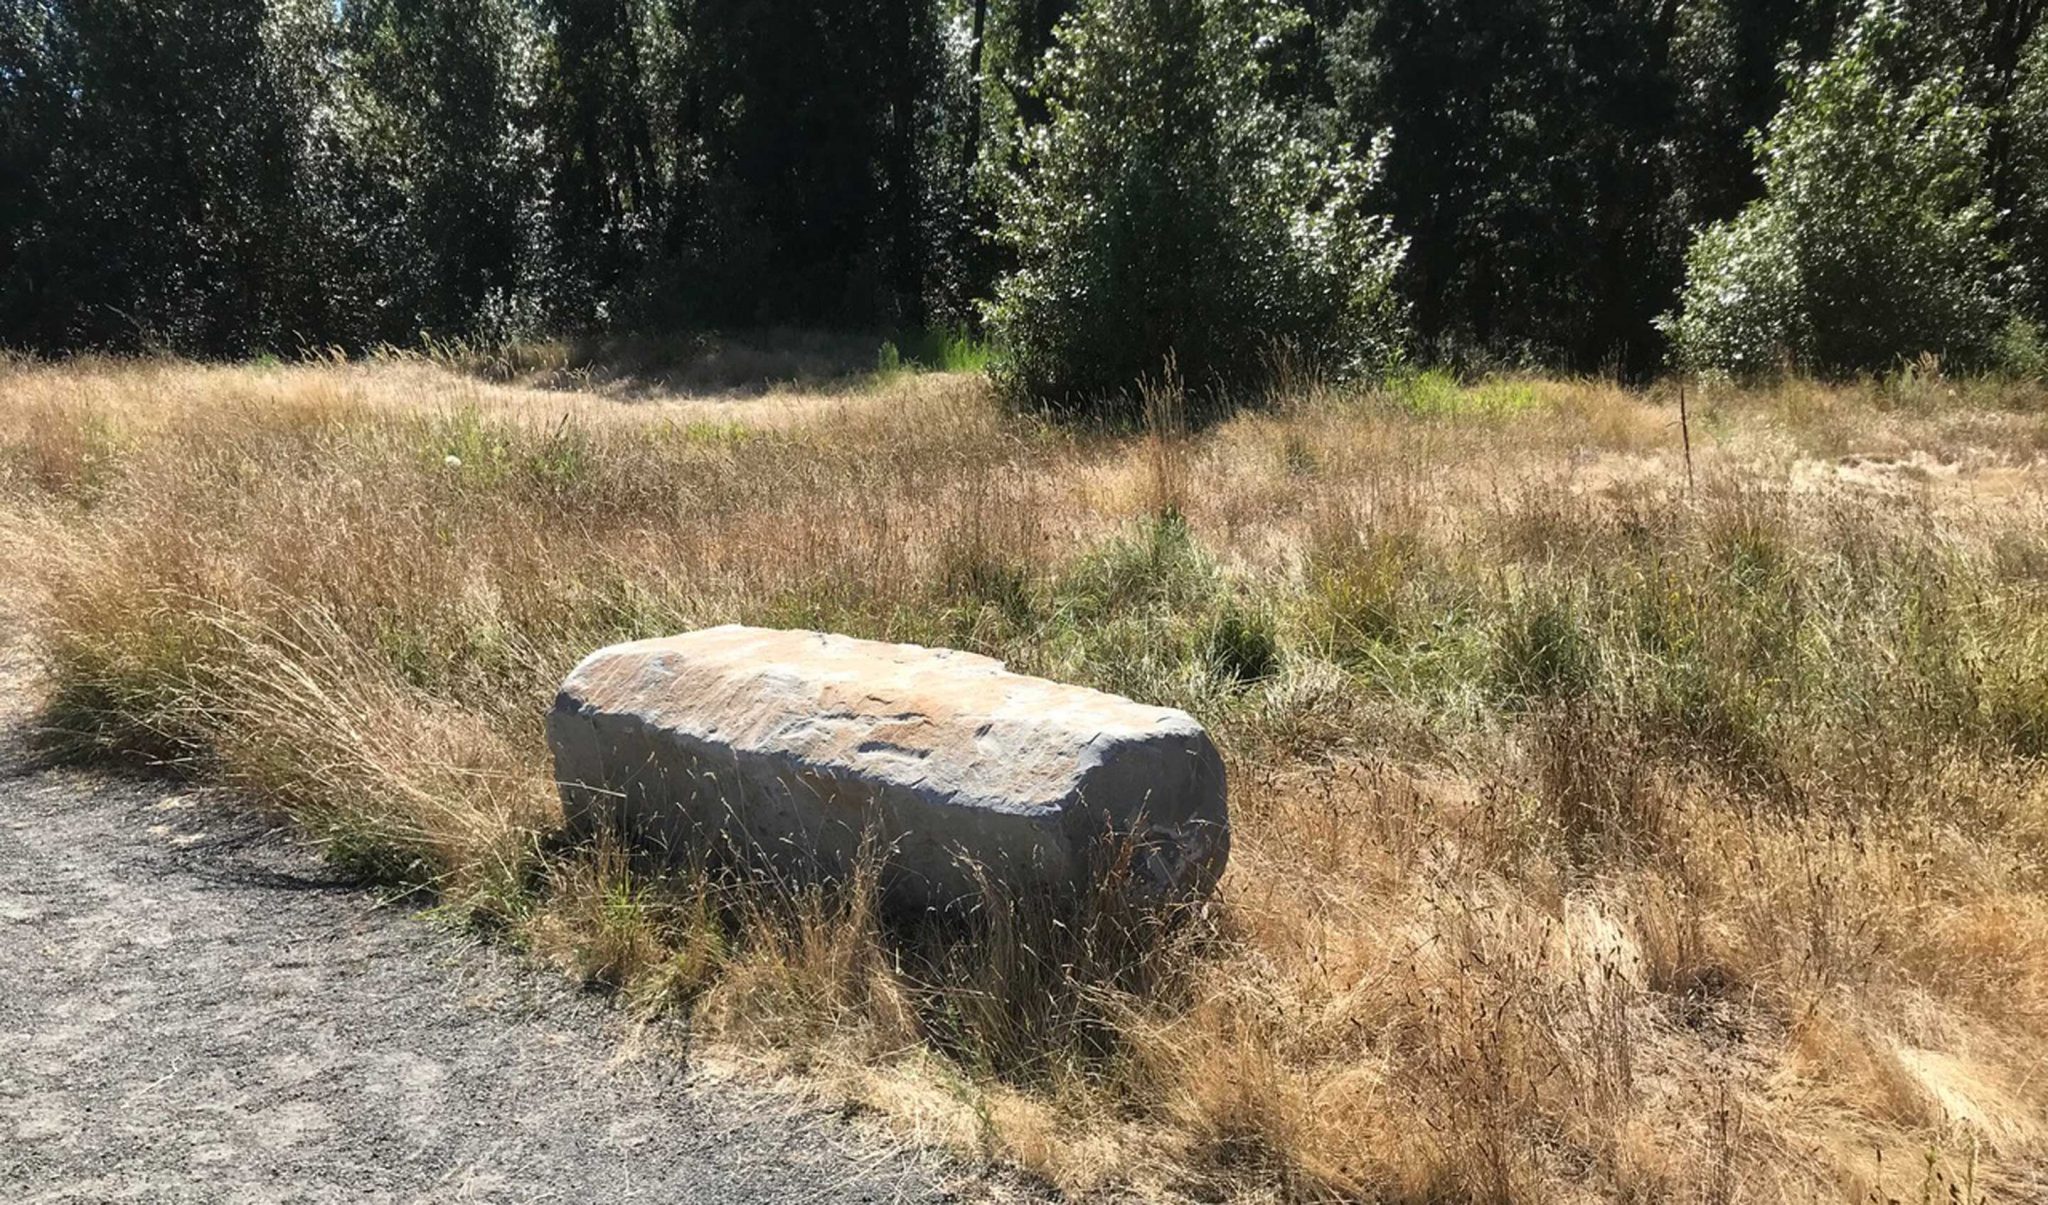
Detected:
[877,326,993,378]
[1383,368,1546,418]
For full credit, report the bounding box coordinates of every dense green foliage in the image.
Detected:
[1,0,2045,389]
[2008,18,2048,334]
[0,0,335,352]
[0,0,963,353]
[1320,0,1815,375]
[336,0,538,342]
[1671,2,2038,375]
[987,0,1403,407]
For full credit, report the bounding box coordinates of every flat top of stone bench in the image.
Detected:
[557,625,1211,813]
[566,625,1194,734]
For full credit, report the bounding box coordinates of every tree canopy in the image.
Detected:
[1,0,2043,394]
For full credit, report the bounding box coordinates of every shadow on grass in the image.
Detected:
[417,327,988,399]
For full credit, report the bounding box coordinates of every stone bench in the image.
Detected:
[547,626,1229,910]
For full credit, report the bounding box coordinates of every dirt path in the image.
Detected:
[0,643,970,1203]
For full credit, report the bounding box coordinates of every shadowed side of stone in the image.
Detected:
[546,625,1229,910]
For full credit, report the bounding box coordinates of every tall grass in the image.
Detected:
[2,355,2046,1201]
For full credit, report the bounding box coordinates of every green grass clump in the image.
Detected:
[1384,369,1544,418]
[1200,603,1282,686]
[876,327,992,380]
[1495,588,1596,704]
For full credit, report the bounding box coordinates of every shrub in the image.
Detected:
[1990,315,2047,381]
[1664,204,1808,378]
[1668,5,2008,377]
[986,0,1406,413]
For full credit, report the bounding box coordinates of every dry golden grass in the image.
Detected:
[3,352,2047,1203]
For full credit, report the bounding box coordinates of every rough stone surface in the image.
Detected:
[547,626,1229,909]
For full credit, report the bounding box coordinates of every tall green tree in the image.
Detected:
[3,0,2039,374]
[336,0,539,341]
[2013,22,2048,326]
[654,0,946,327]
[0,0,332,353]
[530,0,665,326]
[988,0,1405,408]
[1323,0,1843,375]
[0,0,69,345]
[1669,2,2008,374]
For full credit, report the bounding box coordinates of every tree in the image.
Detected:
[336,0,540,342]
[2003,17,2048,327]
[988,0,1405,411]
[1322,0,1848,376]
[0,0,68,345]
[0,0,334,354]
[1668,2,2008,375]
[529,0,665,327]
[653,0,947,328]
[1,0,2035,371]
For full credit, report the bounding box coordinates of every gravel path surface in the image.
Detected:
[0,645,967,1203]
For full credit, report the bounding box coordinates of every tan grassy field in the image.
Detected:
[2,354,2046,1202]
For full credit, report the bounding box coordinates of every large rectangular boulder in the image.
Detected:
[547,626,1229,910]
